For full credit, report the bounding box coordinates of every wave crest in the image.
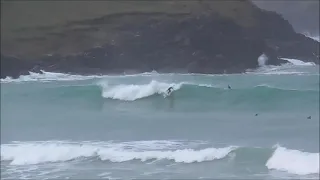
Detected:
[1,141,318,176]
[1,141,234,165]
[99,80,182,101]
[280,58,316,66]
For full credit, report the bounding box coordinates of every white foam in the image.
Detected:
[0,70,161,83]
[247,65,305,75]
[280,58,316,66]
[184,82,217,88]
[99,80,229,101]
[99,147,234,163]
[247,60,318,75]
[99,80,182,101]
[0,141,234,165]
[310,36,320,42]
[302,32,320,42]
[0,70,103,83]
[246,56,318,75]
[266,145,319,175]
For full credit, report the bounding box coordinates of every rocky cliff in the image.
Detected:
[1,0,319,78]
[252,0,319,35]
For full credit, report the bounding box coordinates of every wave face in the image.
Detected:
[1,141,318,176]
[99,81,318,102]
[1,60,318,113]
[0,79,318,114]
[2,79,318,112]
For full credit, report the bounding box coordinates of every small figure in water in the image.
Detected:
[166,86,175,109]
[167,87,174,94]
[255,113,259,116]
[228,85,231,89]
[307,116,311,119]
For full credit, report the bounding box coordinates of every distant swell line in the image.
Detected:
[1,59,318,83]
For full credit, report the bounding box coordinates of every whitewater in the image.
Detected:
[1,59,319,179]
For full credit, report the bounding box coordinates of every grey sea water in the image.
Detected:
[1,61,319,179]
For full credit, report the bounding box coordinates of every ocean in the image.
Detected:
[1,58,319,179]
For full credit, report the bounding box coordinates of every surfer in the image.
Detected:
[307,116,311,119]
[167,87,174,94]
[228,85,231,89]
[166,86,174,109]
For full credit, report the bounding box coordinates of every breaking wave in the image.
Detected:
[98,81,318,102]
[1,141,234,165]
[266,145,319,175]
[247,58,317,75]
[1,141,318,175]
[99,80,183,101]
[2,79,318,110]
[302,32,320,42]
[280,58,316,66]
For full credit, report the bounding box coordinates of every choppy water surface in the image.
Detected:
[1,59,319,179]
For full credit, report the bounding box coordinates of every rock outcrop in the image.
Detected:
[1,0,319,78]
[252,0,319,35]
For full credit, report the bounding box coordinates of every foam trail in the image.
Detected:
[99,80,182,101]
[280,58,316,66]
[266,145,319,175]
[1,141,234,165]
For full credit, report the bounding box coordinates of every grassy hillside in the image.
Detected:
[1,0,259,58]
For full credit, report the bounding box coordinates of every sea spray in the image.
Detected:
[280,58,316,66]
[247,57,317,75]
[302,32,320,42]
[257,53,268,66]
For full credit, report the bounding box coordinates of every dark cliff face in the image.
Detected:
[1,0,319,78]
[252,0,319,35]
